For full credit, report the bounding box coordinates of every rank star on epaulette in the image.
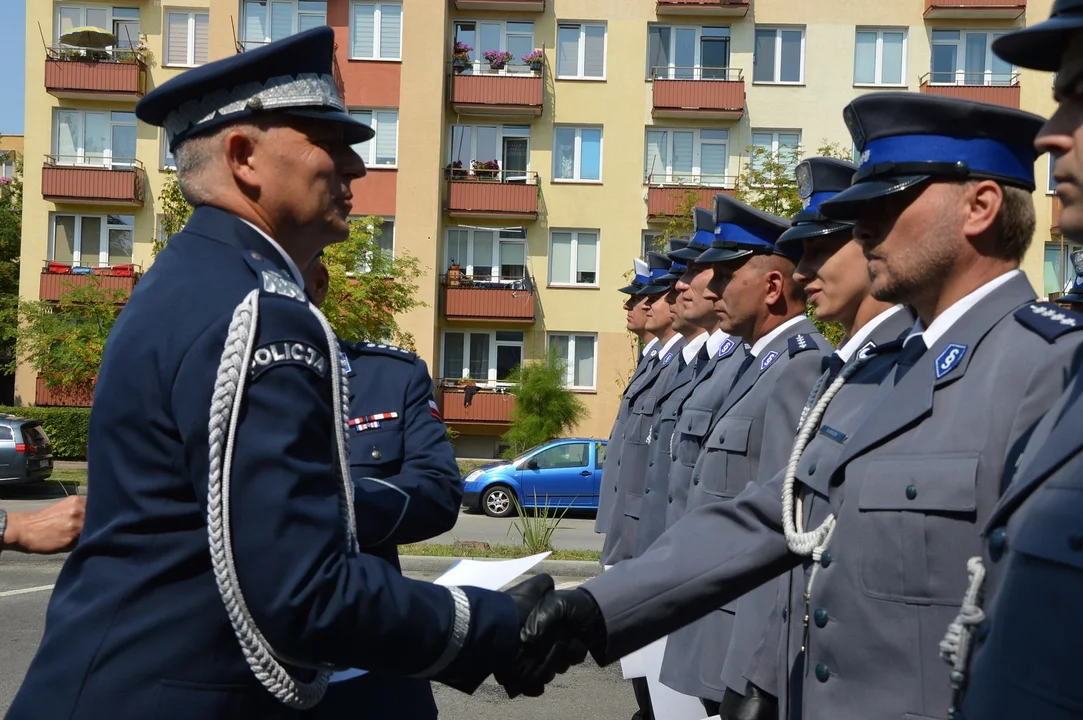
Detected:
[788,333,816,357]
[1015,302,1083,343]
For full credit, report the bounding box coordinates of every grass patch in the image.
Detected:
[399,542,601,563]
[50,467,87,485]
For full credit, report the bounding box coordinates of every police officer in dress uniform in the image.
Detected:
[597,258,660,539]
[1055,249,1083,310]
[949,7,1083,718]
[7,29,556,720]
[515,94,1083,720]
[297,256,461,720]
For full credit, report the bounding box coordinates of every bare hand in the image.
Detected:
[4,496,86,554]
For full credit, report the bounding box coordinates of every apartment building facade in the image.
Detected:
[20,0,1064,456]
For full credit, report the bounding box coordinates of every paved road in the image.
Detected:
[0,558,634,719]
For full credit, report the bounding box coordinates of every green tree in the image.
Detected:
[0,147,24,365]
[650,187,703,252]
[501,354,588,458]
[156,171,193,255]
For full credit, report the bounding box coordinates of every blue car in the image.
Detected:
[462,438,608,517]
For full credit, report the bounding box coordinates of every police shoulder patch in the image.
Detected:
[760,350,780,371]
[356,341,417,362]
[718,338,737,359]
[788,333,817,357]
[1014,302,1083,343]
[250,341,328,379]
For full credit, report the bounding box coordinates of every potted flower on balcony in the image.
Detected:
[522,50,544,72]
[446,160,467,180]
[452,41,472,74]
[472,160,500,181]
[483,50,513,72]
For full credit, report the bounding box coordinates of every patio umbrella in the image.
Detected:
[58,26,116,49]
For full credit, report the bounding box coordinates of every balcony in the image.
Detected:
[446,170,539,219]
[923,0,1025,19]
[656,0,750,15]
[437,384,516,425]
[452,0,544,10]
[35,376,93,408]
[1053,194,1063,236]
[652,67,745,119]
[918,73,1021,108]
[450,64,543,118]
[645,175,736,221]
[442,273,536,323]
[44,46,146,101]
[42,157,146,206]
[39,261,141,303]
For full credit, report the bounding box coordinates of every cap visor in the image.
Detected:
[696,246,754,264]
[286,108,376,143]
[776,222,853,253]
[818,175,931,220]
[669,246,709,261]
[637,282,671,295]
[992,20,1080,72]
[656,271,682,283]
[617,284,641,294]
[1058,292,1083,305]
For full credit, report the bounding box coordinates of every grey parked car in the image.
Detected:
[0,415,54,483]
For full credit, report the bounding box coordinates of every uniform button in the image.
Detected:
[649,460,655,467]
[653,432,658,440]
[815,663,830,682]
[250,251,263,261]
[1070,534,1083,552]
[672,409,677,416]
[820,551,832,568]
[781,607,788,621]
[668,495,673,503]
[371,449,382,460]
[693,476,700,486]
[645,488,650,494]
[718,434,725,443]
[989,527,1008,560]
[813,608,828,628]
[808,463,816,475]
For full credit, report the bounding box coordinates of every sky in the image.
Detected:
[0,2,26,135]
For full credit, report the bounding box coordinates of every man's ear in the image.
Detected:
[223,128,261,193]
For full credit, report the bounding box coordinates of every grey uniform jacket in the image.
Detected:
[658,317,830,701]
[584,274,1083,720]
[601,338,687,565]
[596,344,659,535]
[634,335,745,558]
[961,306,1083,720]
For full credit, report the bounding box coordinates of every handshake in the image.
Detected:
[493,574,607,698]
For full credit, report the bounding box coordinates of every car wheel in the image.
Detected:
[481,485,516,518]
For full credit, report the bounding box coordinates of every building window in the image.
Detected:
[930,30,1014,86]
[449,125,531,183]
[1049,156,1057,194]
[162,134,176,170]
[0,152,13,180]
[644,128,728,185]
[57,5,140,48]
[643,231,688,256]
[445,227,527,280]
[853,28,906,86]
[242,0,326,49]
[553,126,602,182]
[442,330,524,382]
[50,213,135,267]
[548,333,597,389]
[1045,242,1083,297]
[556,22,606,79]
[165,10,209,66]
[349,109,398,167]
[453,20,535,74]
[753,26,804,84]
[351,2,401,60]
[647,25,730,80]
[549,230,598,287]
[54,110,136,166]
[750,130,801,176]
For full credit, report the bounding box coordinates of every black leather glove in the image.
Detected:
[493,573,555,699]
[731,683,778,720]
[513,588,605,692]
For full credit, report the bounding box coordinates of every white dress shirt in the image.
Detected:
[749,314,808,357]
[681,330,710,365]
[239,218,304,287]
[706,328,733,357]
[904,269,1021,348]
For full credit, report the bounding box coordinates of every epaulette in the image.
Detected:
[353,341,417,362]
[788,333,818,357]
[240,250,306,303]
[1014,302,1083,343]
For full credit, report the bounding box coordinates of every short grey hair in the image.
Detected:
[173,133,218,206]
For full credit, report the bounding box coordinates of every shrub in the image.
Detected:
[0,405,91,459]
[501,354,587,458]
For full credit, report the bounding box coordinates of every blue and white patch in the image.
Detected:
[760,350,779,371]
[250,341,328,379]
[858,340,877,359]
[788,333,817,357]
[341,351,352,375]
[718,338,736,358]
[1014,302,1083,343]
[662,352,674,367]
[260,270,306,302]
[934,343,967,380]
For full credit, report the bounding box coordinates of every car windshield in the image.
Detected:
[510,443,549,465]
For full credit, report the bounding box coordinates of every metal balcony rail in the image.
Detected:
[46,45,146,65]
[437,377,517,393]
[445,168,540,185]
[42,259,142,276]
[645,172,737,188]
[651,66,743,82]
[45,154,144,170]
[442,273,535,292]
[922,71,1020,87]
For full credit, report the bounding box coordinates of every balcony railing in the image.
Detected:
[656,0,751,15]
[645,174,736,220]
[39,260,141,302]
[42,156,146,206]
[446,169,539,219]
[651,67,745,119]
[45,45,146,100]
[1053,194,1063,236]
[436,382,516,425]
[442,273,536,323]
[919,72,1021,108]
[35,376,93,408]
[450,60,544,117]
[924,0,1026,19]
[451,0,545,10]
[236,38,346,98]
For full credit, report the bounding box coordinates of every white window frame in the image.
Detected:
[644,128,729,186]
[0,152,13,180]
[556,21,607,80]
[241,0,326,48]
[56,5,141,47]
[552,126,603,183]
[646,24,732,80]
[1049,156,1058,195]
[350,2,402,61]
[753,26,806,85]
[548,229,600,288]
[49,213,136,267]
[161,134,176,170]
[1044,241,1083,297]
[348,109,399,167]
[448,124,531,179]
[453,19,536,75]
[749,129,803,183]
[164,10,209,67]
[930,29,1016,86]
[547,332,598,390]
[441,330,525,384]
[642,231,688,256]
[53,109,137,167]
[444,228,527,282]
[853,27,908,87]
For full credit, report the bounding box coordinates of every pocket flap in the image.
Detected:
[704,416,754,453]
[634,394,659,415]
[623,492,643,519]
[681,408,714,438]
[858,454,978,512]
[1011,487,1083,571]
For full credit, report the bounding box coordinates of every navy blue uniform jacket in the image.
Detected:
[8,207,518,720]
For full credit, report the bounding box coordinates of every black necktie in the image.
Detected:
[693,344,711,378]
[821,353,846,383]
[678,353,687,372]
[894,337,928,385]
[731,353,756,389]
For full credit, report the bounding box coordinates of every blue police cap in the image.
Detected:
[1060,249,1083,305]
[697,193,791,263]
[618,257,650,295]
[136,27,374,153]
[637,251,675,295]
[659,239,690,283]
[669,207,717,261]
[821,93,1045,219]
[993,0,1083,71]
[777,158,858,252]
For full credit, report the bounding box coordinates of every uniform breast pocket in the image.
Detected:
[1011,484,1083,572]
[855,454,979,603]
[348,427,404,471]
[700,416,754,498]
[677,408,715,467]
